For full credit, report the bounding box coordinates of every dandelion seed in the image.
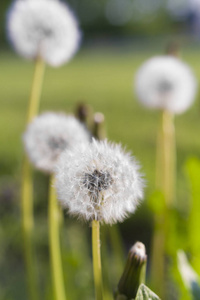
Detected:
[55,139,144,224]
[7,0,81,66]
[23,112,90,173]
[135,56,197,114]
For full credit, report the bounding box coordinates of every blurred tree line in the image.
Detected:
[0,0,196,48]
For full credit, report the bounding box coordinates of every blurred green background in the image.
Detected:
[1,0,200,299]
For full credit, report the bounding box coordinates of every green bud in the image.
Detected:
[116,242,147,300]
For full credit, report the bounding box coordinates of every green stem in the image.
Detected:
[159,110,176,207]
[21,56,45,300]
[22,157,39,300]
[48,176,67,300]
[150,214,165,297]
[151,110,176,299]
[27,56,45,123]
[92,220,104,300]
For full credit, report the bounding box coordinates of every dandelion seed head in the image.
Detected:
[55,139,144,224]
[23,112,90,173]
[7,0,81,66]
[135,56,197,114]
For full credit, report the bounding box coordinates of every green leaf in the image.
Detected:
[135,284,160,300]
[178,250,200,300]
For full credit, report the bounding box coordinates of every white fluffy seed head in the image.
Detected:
[23,112,90,173]
[7,0,81,66]
[135,56,197,114]
[55,139,144,224]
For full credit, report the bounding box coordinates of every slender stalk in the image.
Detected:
[92,220,104,300]
[27,56,46,123]
[22,157,39,300]
[21,56,46,300]
[150,214,165,297]
[160,110,176,208]
[48,176,67,300]
[151,110,176,298]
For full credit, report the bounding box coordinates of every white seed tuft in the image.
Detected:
[7,0,81,66]
[55,139,144,224]
[135,56,197,114]
[23,112,90,173]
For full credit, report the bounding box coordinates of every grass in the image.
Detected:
[1,44,200,299]
[1,46,200,190]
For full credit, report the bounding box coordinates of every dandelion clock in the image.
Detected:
[135,56,197,114]
[23,112,90,173]
[55,139,144,224]
[134,55,198,206]
[7,0,81,67]
[55,139,144,300]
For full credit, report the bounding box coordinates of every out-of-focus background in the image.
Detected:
[1,0,200,299]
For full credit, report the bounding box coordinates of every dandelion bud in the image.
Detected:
[135,56,197,114]
[93,112,106,140]
[76,103,92,126]
[7,0,81,66]
[55,139,144,224]
[116,242,147,300]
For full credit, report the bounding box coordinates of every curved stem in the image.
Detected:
[92,220,104,300]
[48,176,67,300]
[21,56,46,300]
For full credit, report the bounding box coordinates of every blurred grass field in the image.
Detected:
[1,44,200,299]
[1,45,200,189]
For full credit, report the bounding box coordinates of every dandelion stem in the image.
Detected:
[92,220,104,300]
[27,56,46,123]
[156,110,176,206]
[22,157,39,300]
[48,176,67,300]
[160,110,176,207]
[21,55,45,300]
[151,110,176,298]
[150,213,165,298]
